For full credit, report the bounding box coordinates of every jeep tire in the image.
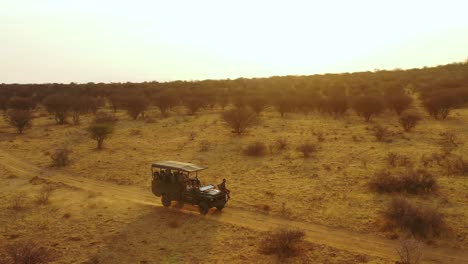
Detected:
[161,195,171,207]
[199,202,209,215]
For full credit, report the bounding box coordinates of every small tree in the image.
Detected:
[297,142,318,158]
[154,92,177,117]
[43,94,70,124]
[123,95,149,120]
[247,96,269,115]
[352,95,385,122]
[274,97,294,117]
[88,123,114,149]
[326,96,348,118]
[399,111,422,132]
[222,107,257,135]
[183,98,205,115]
[388,94,413,115]
[5,109,33,134]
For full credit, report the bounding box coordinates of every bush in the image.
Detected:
[244,142,267,156]
[183,98,206,115]
[247,96,269,115]
[326,95,349,118]
[123,95,150,119]
[88,123,114,150]
[297,142,317,158]
[95,111,117,123]
[222,107,257,135]
[352,95,385,122]
[422,93,459,119]
[4,240,52,264]
[386,152,412,168]
[370,169,437,194]
[35,185,54,205]
[371,125,391,142]
[388,94,413,115]
[153,91,177,117]
[43,93,70,124]
[5,109,33,134]
[275,138,288,151]
[439,131,460,154]
[399,111,422,132]
[51,148,71,167]
[382,197,446,238]
[259,228,305,259]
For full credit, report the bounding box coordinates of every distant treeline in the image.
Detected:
[1,61,468,121]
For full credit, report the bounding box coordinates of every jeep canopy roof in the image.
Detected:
[151,161,207,172]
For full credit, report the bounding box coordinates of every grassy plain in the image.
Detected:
[0,101,467,262]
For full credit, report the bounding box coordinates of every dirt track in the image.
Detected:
[1,149,467,264]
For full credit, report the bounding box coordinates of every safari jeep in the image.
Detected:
[151,161,229,214]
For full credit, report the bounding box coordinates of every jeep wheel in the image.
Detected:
[161,195,171,207]
[198,202,209,215]
[216,205,224,210]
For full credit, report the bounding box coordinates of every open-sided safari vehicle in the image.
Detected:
[151,161,229,214]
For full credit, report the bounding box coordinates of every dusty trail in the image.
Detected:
[1,149,467,263]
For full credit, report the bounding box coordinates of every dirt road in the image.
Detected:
[1,149,466,263]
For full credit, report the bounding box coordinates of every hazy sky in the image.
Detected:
[1,0,467,83]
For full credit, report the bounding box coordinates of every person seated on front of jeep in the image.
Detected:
[218,178,230,198]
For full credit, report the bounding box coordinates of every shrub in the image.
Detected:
[123,95,150,119]
[4,240,52,264]
[35,185,54,205]
[244,141,267,156]
[399,111,422,132]
[386,152,412,168]
[259,228,305,259]
[275,138,288,151]
[8,194,27,210]
[371,125,391,142]
[274,97,294,117]
[199,140,211,152]
[388,94,413,115]
[154,92,177,117]
[382,197,446,238]
[222,107,257,135]
[352,95,385,122]
[422,93,459,119]
[88,123,114,150]
[297,142,317,158]
[370,169,437,194]
[326,95,349,118]
[5,109,33,134]
[95,111,117,123]
[397,239,423,264]
[247,96,269,115]
[386,152,399,167]
[43,93,70,124]
[51,148,71,167]
[439,131,460,154]
[183,98,205,115]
